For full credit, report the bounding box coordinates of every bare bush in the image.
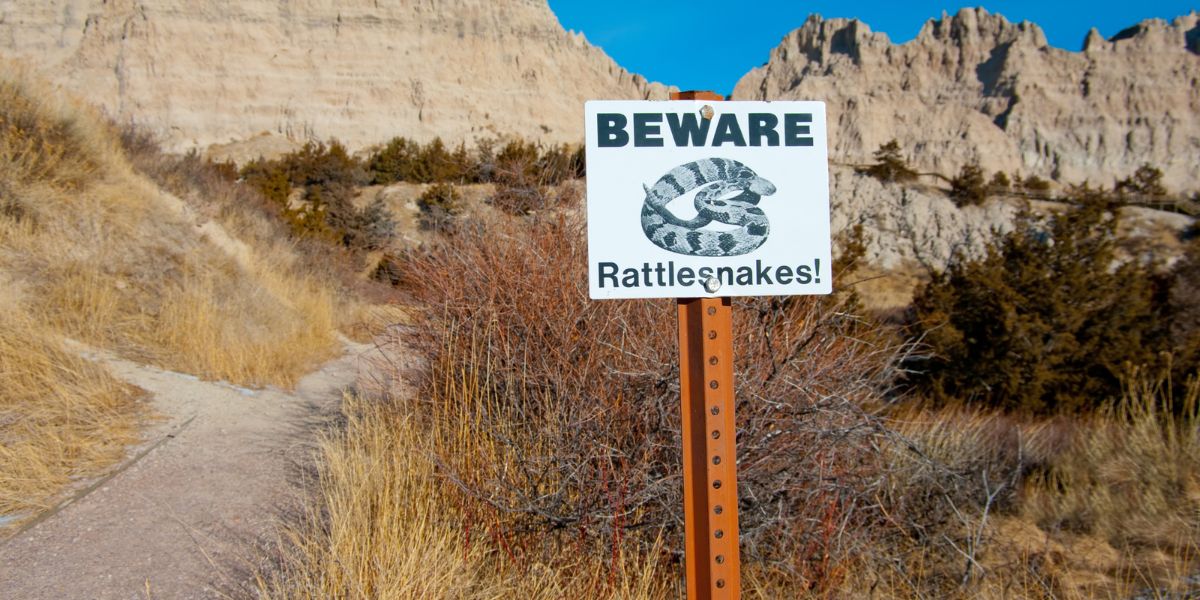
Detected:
[387,212,911,588]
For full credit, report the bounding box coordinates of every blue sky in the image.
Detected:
[547,1,1198,95]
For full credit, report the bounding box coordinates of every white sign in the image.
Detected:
[585,100,832,300]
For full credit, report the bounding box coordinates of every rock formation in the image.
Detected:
[827,168,1191,274]
[0,0,671,152]
[733,9,1200,193]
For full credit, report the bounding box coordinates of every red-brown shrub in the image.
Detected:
[389,211,908,581]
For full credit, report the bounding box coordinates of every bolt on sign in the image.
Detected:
[585,99,832,300]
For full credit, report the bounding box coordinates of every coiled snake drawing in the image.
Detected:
[641,158,776,257]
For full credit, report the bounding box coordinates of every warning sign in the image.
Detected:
[585,100,832,299]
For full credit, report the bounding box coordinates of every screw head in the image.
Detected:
[703,277,721,293]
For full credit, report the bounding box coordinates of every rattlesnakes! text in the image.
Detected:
[597,260,822,289]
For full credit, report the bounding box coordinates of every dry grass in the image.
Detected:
[0,64,341,387]
[258,198,1200,598]
[0,312,146,518]
[257,393,679,600]
[0,65,346,525]
[875,375,1200,598]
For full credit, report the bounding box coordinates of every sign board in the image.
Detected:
[585,100,832,300]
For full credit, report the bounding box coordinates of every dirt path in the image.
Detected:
[0,340,374,599]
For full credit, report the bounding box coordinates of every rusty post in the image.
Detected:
[674,89,740,599]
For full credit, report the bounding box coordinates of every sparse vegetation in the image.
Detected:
[241,140,395,250]
[987,170,1011,194]
[860,139,918,183]
[368,136,474,184]
[262,205,1200,598]
[1018,174,1053,195]
[7,54,1199,600]
[1116,162,1168,199]
[949,162,989,206]
[365,135,584,189]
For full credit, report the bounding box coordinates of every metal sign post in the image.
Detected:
[672,90,740,600]
[678,296,740,598]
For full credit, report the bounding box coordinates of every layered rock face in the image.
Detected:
[733,9,1200,192]
[0,0,671,151]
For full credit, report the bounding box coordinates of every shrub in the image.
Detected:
[535,143,585,185]
[987,171,1011,194]
[949,163,988,207]
[283,140,364,189]
[1169,239,1200,366]
[416,182,462,232]
[340,197,396,250]
[1115,163,1168,199]
[240,158,292,207]
[392,213,906,578]
[367,136,474,184]
[489,139,552,215]
[241,141,395,251]
[907,188,1183,414]
[859,139,917,183]
[1061,182,1118,211]
[367,136,421,184]
[1018,174,1052,195]
[366,136,582,190]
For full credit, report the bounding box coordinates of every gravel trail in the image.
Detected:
[0,341,373,599]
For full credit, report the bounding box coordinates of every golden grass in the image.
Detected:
[259,314,1200,598]
[1025,374,1200,553]
[0,64,345,524]
[0,312,145,518]
[258,393,678,600]
[879,377,1200,598]
[0,63,341,388]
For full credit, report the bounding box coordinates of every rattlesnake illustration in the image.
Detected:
[641,158,776,257]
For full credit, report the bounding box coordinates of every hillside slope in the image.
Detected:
[0,65,343,523]
[0,0,670,153]
[733,9,1200,192]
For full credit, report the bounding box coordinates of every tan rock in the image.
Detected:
[0,0,672,154]
[733,8,1200,193]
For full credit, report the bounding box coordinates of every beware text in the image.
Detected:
[596,112,814,148]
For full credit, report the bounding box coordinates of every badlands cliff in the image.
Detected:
[733,8,1200,192]
[1,3,1196,194]
[0,0,670,152]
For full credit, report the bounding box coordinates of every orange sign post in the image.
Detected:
[672,90,740,599]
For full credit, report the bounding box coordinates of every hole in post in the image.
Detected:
[709,380,719,390]
[710,406,719,415]
[714,529,724,539]
[715,555,725,564]
[707,330,718,340]
[716,579,726,589]
[709,356,718,365]
[713,480,722,489]
[711,430,720,439]
[712,456,721,465]
[707,306,717,316]
[714,505,723,514]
